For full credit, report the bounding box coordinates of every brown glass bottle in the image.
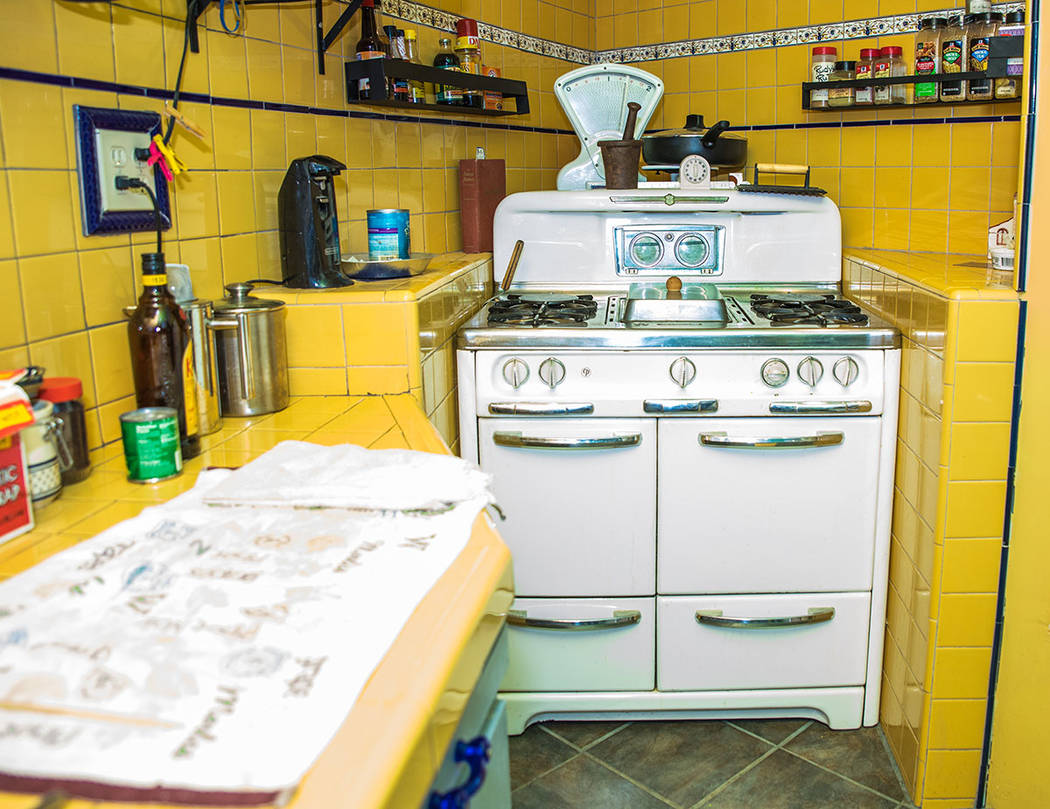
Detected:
[355,0,387,100]
[127,252,201,460]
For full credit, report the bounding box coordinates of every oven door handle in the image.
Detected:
[507,609,642,630]
[695,607,835,629]
[698,431,843,449]
[493,432,642,450]
[769,400,873,414]
[643,399,719,414]
[488,402,595,416]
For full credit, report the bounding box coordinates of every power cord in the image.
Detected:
[163,0,198,146]
[115,176,164,254]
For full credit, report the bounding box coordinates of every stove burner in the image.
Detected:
[487,295,599,327]
[750,293,867,327]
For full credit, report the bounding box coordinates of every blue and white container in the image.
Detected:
[367,208,411,260]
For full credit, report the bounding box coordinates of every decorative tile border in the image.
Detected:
[380,0,1024,65]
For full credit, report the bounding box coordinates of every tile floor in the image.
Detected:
[509,719,915,809]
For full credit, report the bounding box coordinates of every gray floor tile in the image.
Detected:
[588,720,774,807]
[783,723,908,800]
[726,717,810,744]
[544,720,629,749]
[512,755,672,809]
[509,724,577,790]
[700,749,899,809]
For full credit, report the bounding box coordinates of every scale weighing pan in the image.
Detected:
[554,63,663,190]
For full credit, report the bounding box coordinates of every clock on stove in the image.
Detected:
[678,155,712,190]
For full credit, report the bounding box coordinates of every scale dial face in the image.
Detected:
[679,155,711,189]
[556,69,661,144]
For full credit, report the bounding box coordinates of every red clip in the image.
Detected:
[147,139,175,182]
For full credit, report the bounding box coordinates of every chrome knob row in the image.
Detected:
[539,357,566,389]
[761,356,861,388]
[502,358,529,389]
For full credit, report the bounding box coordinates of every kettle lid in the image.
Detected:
[214,282,285,313]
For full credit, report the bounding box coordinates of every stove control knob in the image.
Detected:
[670,357,697,388]
[502,358,530,389]
[539,357,567,389]
[760,358,789,388]
[797,356,824,387]
[833,357,860,387]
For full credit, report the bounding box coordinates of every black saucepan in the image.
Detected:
[641,114,748,168]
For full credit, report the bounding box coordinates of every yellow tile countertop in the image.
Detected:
[845,249,1020,301]
[249,252,492,304]
[0,394,514,809]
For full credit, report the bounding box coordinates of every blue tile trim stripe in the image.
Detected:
[0,65,1021,138]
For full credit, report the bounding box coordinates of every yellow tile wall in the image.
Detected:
[0,2,574,458]
[844,252,1019,807]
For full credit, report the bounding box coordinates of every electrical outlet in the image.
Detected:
[95,128,155,213]
[73,105,172,236]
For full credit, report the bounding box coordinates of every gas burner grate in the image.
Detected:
[487,294,599,327]
[750,293,867,327]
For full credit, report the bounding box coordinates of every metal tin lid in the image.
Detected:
[213,282,284,314]
[833,60,857,70]
[1005,10,1024,22]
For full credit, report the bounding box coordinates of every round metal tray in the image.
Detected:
[340,254,433,280]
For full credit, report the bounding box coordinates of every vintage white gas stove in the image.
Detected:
[456,183,901,734]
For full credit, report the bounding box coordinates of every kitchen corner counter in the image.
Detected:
[845,249,1019,301]
[0,394,514,809]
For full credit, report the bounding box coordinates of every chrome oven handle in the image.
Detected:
[769,400,872,414]
[488,402,594,416]
[507,609,642,631]
[698,432,843,449]
[695,607,835,629]
[643,399,718,414]
[493,432,642,450]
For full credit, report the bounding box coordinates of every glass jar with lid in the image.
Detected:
[810,46,838,108]
[966,12,1003,99]
[914,17,947,103]
[874,46,907,105]
[994,11,1025,99]
[828,61,856,107]
[855,48,878,105]
[939,14,969,101]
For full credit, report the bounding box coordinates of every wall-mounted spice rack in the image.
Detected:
[345,59,531,115]
[801,71,1022,111]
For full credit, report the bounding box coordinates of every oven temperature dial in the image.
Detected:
[797,356,824,387]
[833,357,860,387]
[539,357,566,389]
[760,358,789,388]
[502,358,529,389]
[670,357,697,388]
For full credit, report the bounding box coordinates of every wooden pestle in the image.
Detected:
[622,101,641,142]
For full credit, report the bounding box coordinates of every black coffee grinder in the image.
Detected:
[278,155,352,288]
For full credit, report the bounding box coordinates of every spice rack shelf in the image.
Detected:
[801,71,1021,110]
[345,59,530,115]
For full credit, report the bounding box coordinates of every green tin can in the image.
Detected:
[120,407,183,483]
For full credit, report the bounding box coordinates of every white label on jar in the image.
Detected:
[812,61,834,101]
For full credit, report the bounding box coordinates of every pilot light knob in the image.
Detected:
[833,357,860,387]
[539,357,566,389]
[761,358,789,388]
[670,357,697,388]
[797,356,824,387]
[502,358,529,389]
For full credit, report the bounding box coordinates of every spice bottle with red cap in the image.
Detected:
[810,46,837,108]
[455,18,484,109]
[38,377,90,485]
[855,48,879,105]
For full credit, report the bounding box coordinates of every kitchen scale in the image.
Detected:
[554,63,663,190]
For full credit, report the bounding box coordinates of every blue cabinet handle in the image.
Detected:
[428,736,491,809]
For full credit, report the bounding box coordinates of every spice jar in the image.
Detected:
[855,48,878,105]
[810,46,838,108]
[829,61,856,108]
[22,399,70,509]
[38,377,90,485]
[994,11,1025,99]
[874,46,907,105]
[455,18,483,109]
[967,12,1003,100]
[939,14,969,101]
[915,17,947,103]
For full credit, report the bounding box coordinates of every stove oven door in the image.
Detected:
[479,417,656,596]
[658,416,882,594]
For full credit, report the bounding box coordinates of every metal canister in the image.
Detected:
[367,209,411,259]
[181,299,223,436]
[120,407,183,483]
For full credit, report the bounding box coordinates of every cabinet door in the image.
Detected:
[479,418,656,596]
[658,417,881,594]
[657,593,871,690]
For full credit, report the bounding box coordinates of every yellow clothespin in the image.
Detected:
[164,102,207,140]
[152,134,187,176]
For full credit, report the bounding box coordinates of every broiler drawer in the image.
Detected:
[502,597,655,692]
[657,593,871,691]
